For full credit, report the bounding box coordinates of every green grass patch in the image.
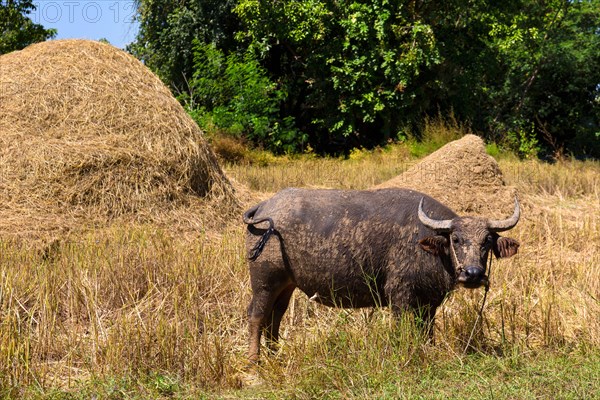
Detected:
[7,348,597,399]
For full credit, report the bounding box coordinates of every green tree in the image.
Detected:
[483,0,600,157]
[415,1,521,134]
[128,0,241,92]
[0,0,56,54]
[185,41,304,153]
[131,0,599,157]
[235,0,446,152]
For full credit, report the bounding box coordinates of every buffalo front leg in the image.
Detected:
[390,303,436,341]
[387,285,437,340]
[413,304,436,340]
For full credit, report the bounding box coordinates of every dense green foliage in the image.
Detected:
[184,41,305,152]
[128,0,241,93]
[130,0,600,157]
[0,0,56,54]
[483,0,600,158]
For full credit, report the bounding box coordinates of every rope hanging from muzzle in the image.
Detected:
[463,250,493,355]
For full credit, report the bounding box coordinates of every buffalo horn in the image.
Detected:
[488,197,521,232]
[418,198,453,232]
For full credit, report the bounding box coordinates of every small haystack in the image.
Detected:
[374,135,517,218]
[0,40,235,236]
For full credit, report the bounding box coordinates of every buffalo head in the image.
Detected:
[418,197,520,288]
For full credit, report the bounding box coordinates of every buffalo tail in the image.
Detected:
[243,204,274,261]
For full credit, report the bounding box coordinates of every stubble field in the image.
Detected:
[1,147,599,399]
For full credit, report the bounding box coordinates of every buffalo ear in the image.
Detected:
[419,235,448,255]
[493,236,520,258]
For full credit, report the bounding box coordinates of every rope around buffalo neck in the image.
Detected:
[462,250,493,355]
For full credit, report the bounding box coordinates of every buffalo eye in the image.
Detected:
[451,233,461,244]
[485,234,493,245]
[481,234,493,252]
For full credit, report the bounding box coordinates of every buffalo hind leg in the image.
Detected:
[264,284,295,353]
[247,281,293,364]
[247,289,275,364]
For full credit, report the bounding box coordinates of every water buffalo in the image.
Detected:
[243,188,520,362]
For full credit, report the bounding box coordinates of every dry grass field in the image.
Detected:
[1,142,598,399]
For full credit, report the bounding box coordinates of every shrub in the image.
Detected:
[184,41,306,153]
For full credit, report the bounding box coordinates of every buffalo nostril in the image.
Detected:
[465,266,484,279]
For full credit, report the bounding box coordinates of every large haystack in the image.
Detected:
[374,135,517,218]
[0,40,235,236]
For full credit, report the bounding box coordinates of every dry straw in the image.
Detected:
[0,40,237,238]
[374,134,517,218]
